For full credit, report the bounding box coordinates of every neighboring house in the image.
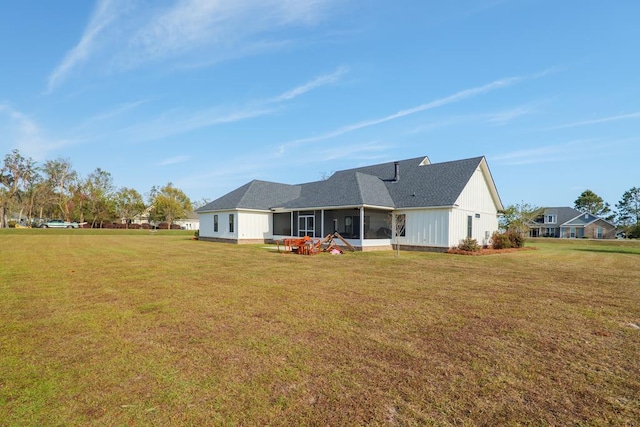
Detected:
[196,156,503,251]
[528,207,616,239]
[129,206,152,227]
[174,212,200,230]
[129,207,199,230]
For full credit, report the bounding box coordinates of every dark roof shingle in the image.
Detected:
[198,156,491,211]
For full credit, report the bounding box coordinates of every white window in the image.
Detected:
[396,214,406,237]
[298,215,314,237]
[545,215,557,224]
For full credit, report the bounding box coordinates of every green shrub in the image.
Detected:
[491,231,511,249]
[506,230,525,248]
[194,230,199,239]
[458,237,480,252]
[627,225,640,239]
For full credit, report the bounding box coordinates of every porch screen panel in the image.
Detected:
[273,213,291,235]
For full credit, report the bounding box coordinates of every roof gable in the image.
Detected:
[564,212,598,226]
[349,156,488,208]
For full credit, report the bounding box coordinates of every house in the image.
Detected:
[128,207,199,230]
[528,207,616,239]
[174,212,200,231]
[196,156,503,251]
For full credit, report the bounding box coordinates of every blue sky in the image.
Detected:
[1,1,638,209]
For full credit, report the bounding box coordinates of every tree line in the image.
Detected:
[0,149,193,229]
[501,188,640,238]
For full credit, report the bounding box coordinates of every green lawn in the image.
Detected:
[1,231,639,425]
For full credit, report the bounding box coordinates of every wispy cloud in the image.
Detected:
[282,71,548,149]
[158,155,190,166]
[492,144,574,166]
[72,99,150,133]
[491,139,617,166]
[123,66,346,141]
[47,0,124,92]
[47,0,339,91]
[484,106,534,125]
[546,111,640,130]
[271,66,348,102]
[407,105,536,135]
[124,0,337,68]
[0,105,75,159]
[124,106,276,142]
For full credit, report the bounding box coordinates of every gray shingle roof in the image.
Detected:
[530,207,613,227]
[281,171,396,209]
[531,207,582,226]
[196,180,300,212]
[197,156,491,212]
[348,156,484,208]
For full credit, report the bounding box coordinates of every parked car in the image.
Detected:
[40,220,79,228]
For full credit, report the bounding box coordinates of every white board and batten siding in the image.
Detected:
[199,210,272,241]
[449,166,500,246]
[398,208,451,248]
[198,211,235,240]
[237,211,271,240]
[394,165,500,249]
[198,212,215,237]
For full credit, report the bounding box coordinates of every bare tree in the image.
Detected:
[43,158,77,221]
[0,150,37,227]
[387,212,406,257]
[319,170,335,180]
[192,198,212,210]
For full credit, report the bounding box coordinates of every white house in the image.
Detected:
[174,212,200,231]
[196,156,503,251]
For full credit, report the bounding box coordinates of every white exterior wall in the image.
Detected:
[174,218,200,230]
[449,166,500,247]
[237,211,272,240]
[199,212,216,237]
[199,210,272,241]
[395,208,451,248]
[449,209,497,247]
[198,211,238,240]
[361,238,392,249]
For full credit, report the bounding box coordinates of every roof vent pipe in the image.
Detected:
[393,162,399,182]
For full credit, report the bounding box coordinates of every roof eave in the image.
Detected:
[479,157,504,211]
[272,203,395,212]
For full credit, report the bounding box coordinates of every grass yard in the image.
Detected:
[1,230,639,425]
